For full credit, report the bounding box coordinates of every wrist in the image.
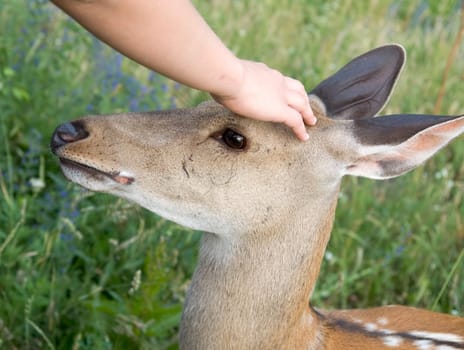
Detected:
[209,56,246,99]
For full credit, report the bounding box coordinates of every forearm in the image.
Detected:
[52,0,316,141]
[51,0,243,96]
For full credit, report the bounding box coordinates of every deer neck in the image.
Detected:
[179,188,339,350]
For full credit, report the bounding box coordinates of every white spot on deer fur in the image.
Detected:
[383,336,403,347]
[364,323,378,332]
[413,340,433,350]
[377,317,389,326]
[409,331,463,344]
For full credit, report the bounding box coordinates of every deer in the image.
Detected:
[50,44,464,349]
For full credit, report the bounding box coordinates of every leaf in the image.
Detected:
[12,87,30,102]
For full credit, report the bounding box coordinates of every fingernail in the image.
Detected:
[302,133,309,141]
[305,115,317,126]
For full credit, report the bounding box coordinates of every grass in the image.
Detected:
[0,0,463,349]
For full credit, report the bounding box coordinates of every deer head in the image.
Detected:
[51,44,464,239]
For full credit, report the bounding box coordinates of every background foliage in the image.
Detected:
[0,0,463,349]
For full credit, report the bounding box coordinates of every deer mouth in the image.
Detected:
[59,158,134,185]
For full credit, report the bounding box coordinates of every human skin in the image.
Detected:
[51,0,316,140]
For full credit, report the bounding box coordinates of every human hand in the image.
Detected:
[211,60,316,141]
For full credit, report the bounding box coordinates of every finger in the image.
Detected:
[294,96,317,126]
[286,91,317,128]
[301,103,317,126]
[283,107,309,141]
[285,78,317,126]
[285,77,306,93]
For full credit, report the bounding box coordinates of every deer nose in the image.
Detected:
[51,121,89,152]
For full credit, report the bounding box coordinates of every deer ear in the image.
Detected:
[310,44,405,120]
[345,114,464,179]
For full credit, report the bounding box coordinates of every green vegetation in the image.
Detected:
[1,1,463,349]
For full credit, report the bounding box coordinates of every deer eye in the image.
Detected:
[221,128,247,150]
